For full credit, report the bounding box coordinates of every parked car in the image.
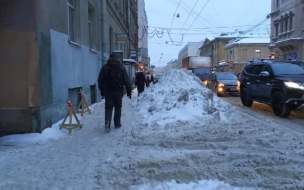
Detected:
[153,75,163,84]
[239,59,304,117]
[205,72,239,96]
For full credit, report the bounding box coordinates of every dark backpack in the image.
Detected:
[106,64,124,89]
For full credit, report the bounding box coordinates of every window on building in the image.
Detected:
[109,27,113,53]
[88,4,95,49]
[289,12,294,30]
[122,0,124,16]
[255,49,261,58]
[67,0,80,43]
[242,49,247,60]
[119,0,123,10]
[280,18,284,33]
[124,1,128,22]
[68,0,75,41]
[276,0,280,8]
[275,23,279,37]
[228,51,232,60]
[285,16,288,32]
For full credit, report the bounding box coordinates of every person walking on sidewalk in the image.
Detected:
[135,71,146,96]
[98,53,132,132]
[145,71,152,87]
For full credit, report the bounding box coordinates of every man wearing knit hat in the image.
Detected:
[98,53,132,132]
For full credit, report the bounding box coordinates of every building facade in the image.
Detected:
[177,42,204,68]
[269,0,304,59]
[0,0,138,136]
[222,37,270,73]
[137,0,149,69]
[199,36,236,66]
[224,37,270,63]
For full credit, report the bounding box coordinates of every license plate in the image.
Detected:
[230,87,237,91]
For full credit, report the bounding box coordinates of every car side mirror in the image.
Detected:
[260,71,269,77]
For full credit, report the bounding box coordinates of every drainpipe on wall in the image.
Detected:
[100,0,107,66]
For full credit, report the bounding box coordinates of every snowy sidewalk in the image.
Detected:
[0,96,141,189]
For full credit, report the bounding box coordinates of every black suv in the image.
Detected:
[239,59,304,117]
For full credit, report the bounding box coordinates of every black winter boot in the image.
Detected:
[105,121,111,132]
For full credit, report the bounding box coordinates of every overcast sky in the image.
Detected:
[144,0,271,67]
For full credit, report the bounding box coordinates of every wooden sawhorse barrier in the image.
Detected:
[59,100,82,134]
[76,89,91,116]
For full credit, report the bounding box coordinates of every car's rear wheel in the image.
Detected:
[240,87,253,107]
[272,92,291,117]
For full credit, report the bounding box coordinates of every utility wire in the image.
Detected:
[174,0,199,43]
[176,0,210,46]
[150,0,296,64]
[158,0,182,64]
[178,0,222,34]
[143,24,269,30]
[169,0,182,33]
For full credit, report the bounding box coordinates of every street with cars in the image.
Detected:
[205,59,304,121]
[221,95,304,120]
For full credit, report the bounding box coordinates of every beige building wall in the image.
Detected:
[218,40,228,62]
[226,44,270,63]
[200,37,235,66]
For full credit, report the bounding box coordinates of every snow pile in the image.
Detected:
[0,120,68,146]
[132,69,236,127]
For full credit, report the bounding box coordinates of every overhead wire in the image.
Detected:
[169,0,182,32]
[142,24,269,30]
[233,0,257,26]
[178,0,222,34]
[176,0,211,46]
[157,0,182,64]
[173,0,199,44]
[149,0,296,65]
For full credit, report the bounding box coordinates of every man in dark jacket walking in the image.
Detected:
[98,54,132,132]
[135,71,146,96]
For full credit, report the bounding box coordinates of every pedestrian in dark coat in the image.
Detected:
[150,74,154,84]
[98,53,132,132]
[135,71,146,96]
[145,71,152,87]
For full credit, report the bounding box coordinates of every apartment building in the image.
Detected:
[199,35,236,66]
[0,0,138,136]
[138,0,150,69]
[269,0,304,59]
[224,37,270,63]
